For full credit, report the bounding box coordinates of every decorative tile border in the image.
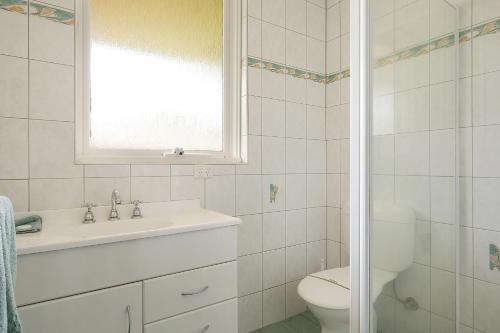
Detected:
[30,1,74,26]
[0,0,28,14]
[247,56,326,84]
[0,0,74,25]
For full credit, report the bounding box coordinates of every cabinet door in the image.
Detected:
[18,282,142,333]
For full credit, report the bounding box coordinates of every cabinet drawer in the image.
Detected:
[144,299,237,333]
[143,261,236,323]
[18,282,142,333]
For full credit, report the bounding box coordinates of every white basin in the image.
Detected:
[15,200,240,255]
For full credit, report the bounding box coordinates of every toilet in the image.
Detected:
[298,201,415,333]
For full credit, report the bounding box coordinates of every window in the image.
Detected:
[75,0,243,164]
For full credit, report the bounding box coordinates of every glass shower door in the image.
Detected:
[369,1,459,332]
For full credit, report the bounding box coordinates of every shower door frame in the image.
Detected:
[350,1,461,332]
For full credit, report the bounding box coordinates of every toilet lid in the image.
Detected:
[298,267,350,310]
[297,267,397,310]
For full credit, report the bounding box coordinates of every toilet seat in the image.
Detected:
[298,266,397,310]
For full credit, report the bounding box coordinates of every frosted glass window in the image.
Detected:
[88,0,223,151]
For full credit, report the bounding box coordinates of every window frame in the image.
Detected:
[75,0,243,164]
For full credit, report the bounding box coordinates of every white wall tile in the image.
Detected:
[327,173,341,207]
[131,165,170,177]
[327,240,341,268]
[286,243,307,282]
[285,280,307,317]
[238,292,263,333]
[339,0,349,34]
[327,140,341,174]
[307,140,326,173]
[170,176,203,201]
[307,206,326,241]
[473,70,500,126]
[262,22,285,64]
[472,0,500,24]
[263,211,286,250]
[286,138,307,173]
[29,120,82,179]
[307,80,326,107]
[131,177,170,203]
[286,0,307,34]
[473,178,500,232]
[472,28,500,75]
[206,175,235,216]
[262,98,285,137]
[0,10,28,57]
[29,60,74,121]
[262,0,285,27]
[430,129,455,177]
[327,207,341,241]
[262,136,285,174]
[286,209,307,245]
[395,132,430,176]
[29,16,74,65]
[286,174,307,209]
[307,105,326,139]
[395,176,430,220]
[263,286,286,326]
[0,117,28,179]
[0,55,28,118]
[262,70,285,100]
[307,173,327,207]
[307,2,326,40]
[286,76,307,104]
[237,135,262,175]
[327,4,340,40]
[85,165,130,178]
[248,0,262,19]
[285,30,307,70]
[394,87,429,133]
[306,37,326,73]
[236,175,263,215]
[473,125,500,177]
[263,248,286,288]
[307,240,327,273]
[474,279,500,333]
[238,214,263,256]
[30,178,83,210]
[286,102,307,138]
[0,180,29,211]
[431,222,456,271]
[238,253,263,296]
[430,177,455,224]
[248,17,262,58]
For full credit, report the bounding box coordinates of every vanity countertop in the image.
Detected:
[16,200,240,256]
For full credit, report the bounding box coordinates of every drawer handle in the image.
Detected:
[181,285,209,296]
[126,305,132,333]
[201,324,210,332]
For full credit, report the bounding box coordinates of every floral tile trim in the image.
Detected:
[30,1,74,26]
[247,56,326,83]
[326,69,350,84]
[0,0,28,14]
[490,244,500,271]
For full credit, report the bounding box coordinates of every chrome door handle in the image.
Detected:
[126,305,131,333]
[181,285,209,296]
[200,324,210,332]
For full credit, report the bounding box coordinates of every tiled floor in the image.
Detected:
[252,311,321,333]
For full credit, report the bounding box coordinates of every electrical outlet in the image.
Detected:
[194,165,213,179]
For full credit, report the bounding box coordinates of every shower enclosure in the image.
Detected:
[349,0,490,332]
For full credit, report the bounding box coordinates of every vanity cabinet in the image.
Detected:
[18,283,142,333]
[16,224,239,333]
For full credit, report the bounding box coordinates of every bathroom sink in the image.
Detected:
[69,218,173,239]
[15,200,240,255]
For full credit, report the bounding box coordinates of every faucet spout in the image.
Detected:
[108,189,121,221]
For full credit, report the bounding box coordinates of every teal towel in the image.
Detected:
[0,196,22,332]
[15,215,42,234]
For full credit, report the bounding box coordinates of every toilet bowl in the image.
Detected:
[297,201,415,333]
[298,267,396,333]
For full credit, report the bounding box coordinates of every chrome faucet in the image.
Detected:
[108,189,121,221]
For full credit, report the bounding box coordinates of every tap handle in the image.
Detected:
[132,200,142,207]
[82,203,96,223]
[131,200,143,219]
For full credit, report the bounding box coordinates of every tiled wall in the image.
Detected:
[0,1,331,333]
[370,0,500,332]
[326,0,350,270]
[239,0,330,331]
